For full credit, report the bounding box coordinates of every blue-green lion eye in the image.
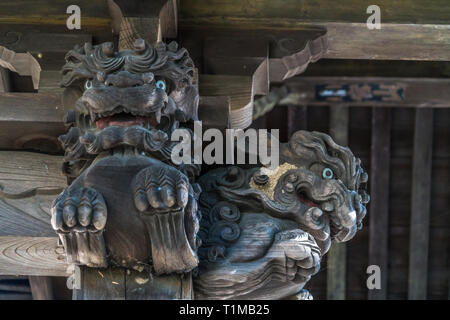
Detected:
[85,79,92,90]
[322,168,334,179]
[156,80,166,90]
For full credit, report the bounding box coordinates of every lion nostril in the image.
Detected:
[97,72,106,83]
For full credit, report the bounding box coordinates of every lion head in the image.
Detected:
[276,130,369,248]
[58,39,199,180]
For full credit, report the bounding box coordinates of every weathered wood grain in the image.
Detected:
[0,237,69,276]
[327,106,349,300]
[325,23,450,61]
[74,267,126,300]
[408,108,434,300]
[116,0,171,49]
[199,74,253,128]
[182,23,449,61]
[0,67,11,93]
[0,151,66,237]
[0,46,41,89]
[0,92,66,151]
[28,276,54,300]
[368,108,391,299]
[126,270,192,300]
[0,1,110,28]
[2,33,92,54]
[180,0,450,61]
[180,0,450,24]
[159,0,178,39]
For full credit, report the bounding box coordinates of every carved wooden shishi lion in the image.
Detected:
[52,39,369,300]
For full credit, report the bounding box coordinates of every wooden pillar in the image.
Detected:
[287,104,308,136]
[408,108,434,300]
[0,67,11,93]
[73,267,193,300]
[368,107,391,300]
[28,276,54,300]
[327,105,349,300]
[113,0,177,49]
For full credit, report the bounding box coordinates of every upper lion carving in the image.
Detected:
[52,40,201,274]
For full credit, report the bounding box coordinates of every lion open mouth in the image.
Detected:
[95,112,160,130]
[297,191,320,208]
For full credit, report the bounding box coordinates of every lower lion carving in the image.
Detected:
[193,131,369,299]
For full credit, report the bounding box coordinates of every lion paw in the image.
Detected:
[133,163,190,214]
[51,187,108,267]
[271,229,321,283]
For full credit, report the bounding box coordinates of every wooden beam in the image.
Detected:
[327,106,349,300]
[408,108,434,300]
[180,0,450,24]
[180,1,450,61]
[0,151,66,237]
[0,237,69,277]
[282,77,450,108]
[28,276,54,300]
[199,74,253,128]
[0,46,41,90]
[368,108,391,299]
[184,22,450,61]
[115,0,173,49]
[0,92,66,151]
[0,1,110,28]
[159,0,178,39]
[0,92,63,121]
[1,32,92,54]
[73,267,126,300]
[324,23,450,61]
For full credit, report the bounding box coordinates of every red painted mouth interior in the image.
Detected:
[96,113,158,129]
[298,192,319,208]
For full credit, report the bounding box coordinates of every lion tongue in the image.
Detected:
[298,194,319,208]
[109,119,143,127]
[96,115,157,129]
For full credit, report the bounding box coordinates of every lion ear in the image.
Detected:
[169,85,199,122]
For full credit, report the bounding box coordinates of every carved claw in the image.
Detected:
[51,187,108,268]
[133,163,200,274]
[270,229,321,284]
[133,163,190,214]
